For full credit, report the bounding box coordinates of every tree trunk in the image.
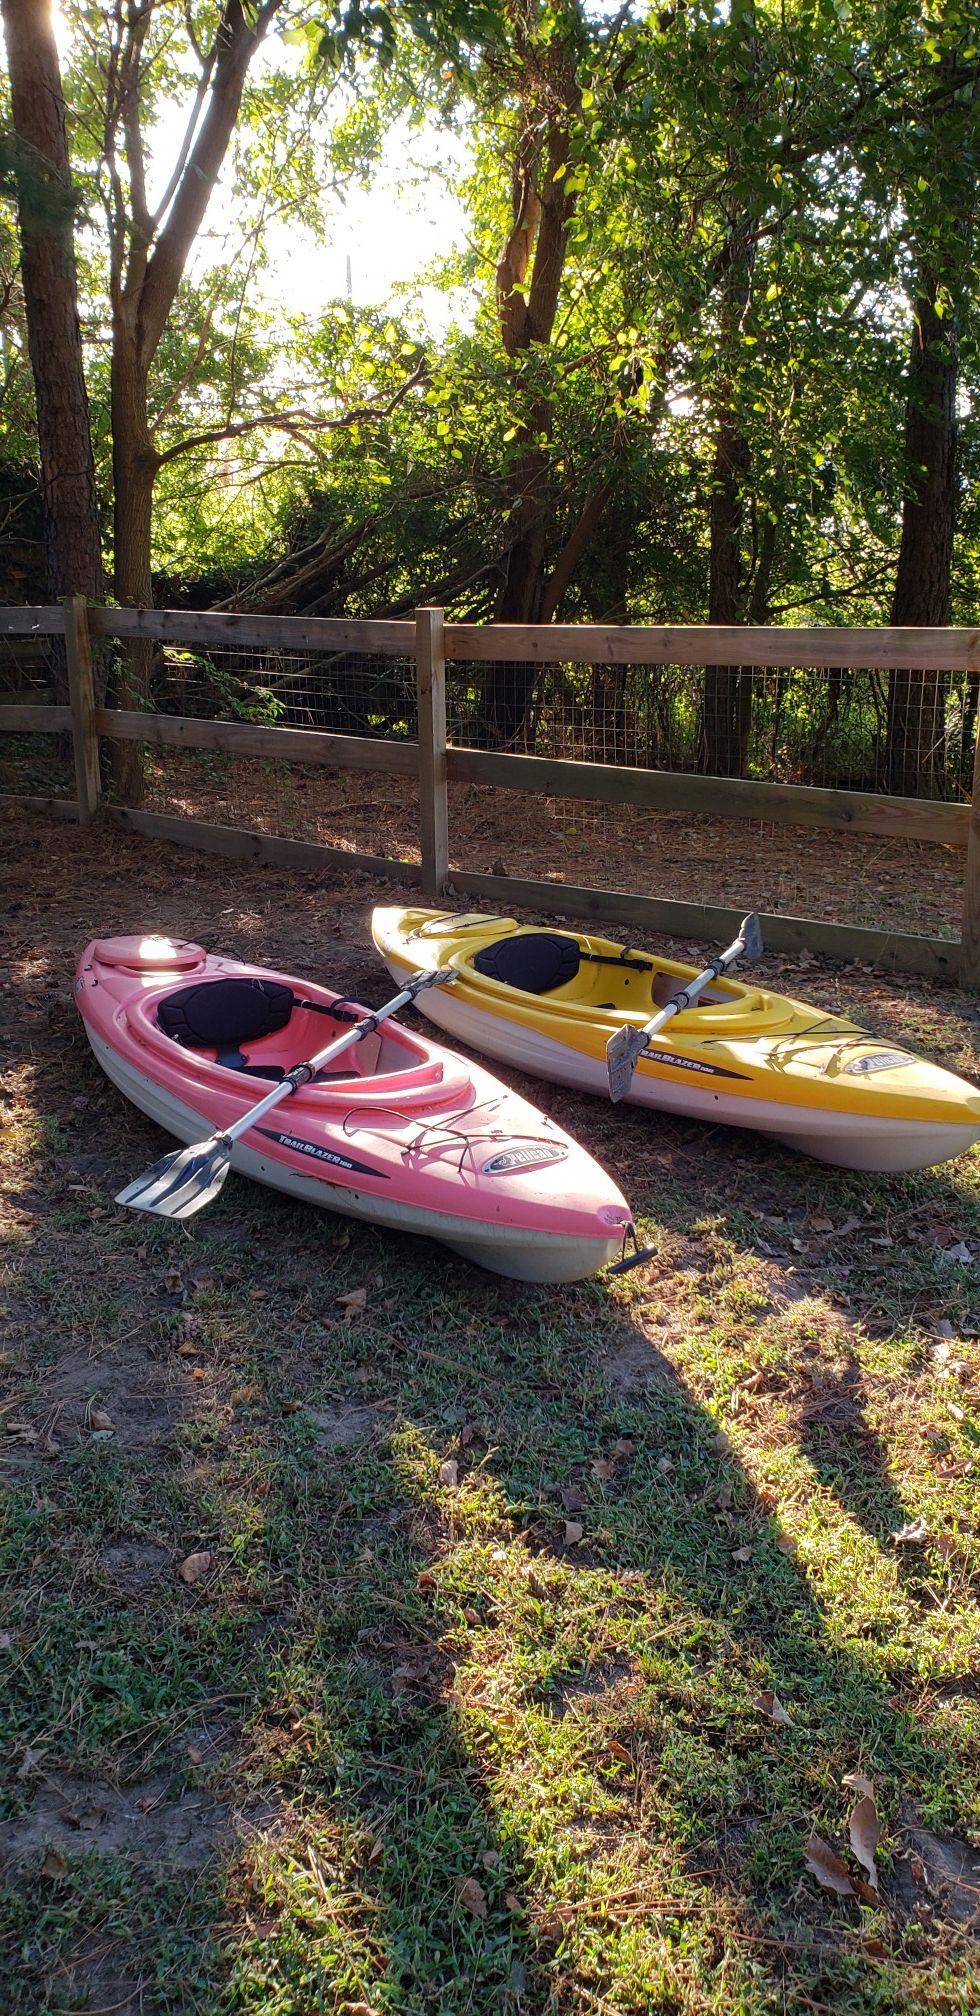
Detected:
[481,429,551,748]
[699,407,753,777]
[1,0,103,691]
[886,279,957,797]
[109,330,158,801]
[475,31,579,749]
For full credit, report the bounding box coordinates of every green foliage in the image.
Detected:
[3,0,980,643]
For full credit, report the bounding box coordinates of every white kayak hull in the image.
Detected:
[86,1030,623,1283]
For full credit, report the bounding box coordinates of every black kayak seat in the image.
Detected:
[472,932,581,995]
[158,977,296,1049]
[156,977,362,1083]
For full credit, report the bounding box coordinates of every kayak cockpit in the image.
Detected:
[458,927,765,1026]
[121,973,471,1108]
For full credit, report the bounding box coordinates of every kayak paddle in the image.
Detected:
[605,913,763,1104]
[116,966,458,1220]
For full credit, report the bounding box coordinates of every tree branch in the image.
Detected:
[138,0,282,363]
[155,364,426,466]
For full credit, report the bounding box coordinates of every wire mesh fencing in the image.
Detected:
[445,656,979,798]
[0,631,73,799]
[128,637,422,866]
[443,655,972,942]
[137,636,418,739]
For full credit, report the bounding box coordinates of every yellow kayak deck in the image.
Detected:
[372,908,980,1171]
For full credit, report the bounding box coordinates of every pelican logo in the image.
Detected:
[481,1143,569,1175]
[843,1051,909,1076]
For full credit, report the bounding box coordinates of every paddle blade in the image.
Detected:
[115,1133,233,1219]
[605,1023,649,1104]
[738,912,763,963]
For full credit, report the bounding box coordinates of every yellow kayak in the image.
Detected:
[371,907,980,1174]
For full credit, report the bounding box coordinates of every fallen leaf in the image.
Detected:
[890,1517,928,1546]
[711,1430,731,1454]
[456,1874,488,1919]
[559,1486,584,1512]
[944,1242,973,1265]
[504,1889,521,1911]
[591,1456,616,1481]
[460,1423,476,1447]
[605,1738,632,1764]
[522,1564,549,1599]
[73,1804,108,1830]
[563,1519,584,1546]
[41,1848,68,1879]
[804,1830,858,1898]
[438,1457,459,1487]
[481,1849,500,1869]
[612,1437,635,1458]
[731,1545,753,1564]
[336,1286,368,1316]
[843,1774,880,1887]
[753,1689,792,1726]
[178,1550,212,1585]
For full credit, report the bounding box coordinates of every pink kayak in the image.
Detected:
[74,935,636,1282]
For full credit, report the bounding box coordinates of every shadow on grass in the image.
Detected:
[1,848,979,2011]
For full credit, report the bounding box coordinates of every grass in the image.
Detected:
[1,815,979,2013]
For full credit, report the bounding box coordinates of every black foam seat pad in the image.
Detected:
[472,932,581,995]
[158,977,296,1049]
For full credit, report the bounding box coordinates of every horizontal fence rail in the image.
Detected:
[1,598,979,988]
[91,708,420,776]
[444,621,980,671]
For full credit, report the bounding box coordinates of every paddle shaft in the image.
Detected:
[637,933,749,1045]
[218,969,455,1149]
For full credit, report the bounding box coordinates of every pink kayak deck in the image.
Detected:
[75,935,633,1245]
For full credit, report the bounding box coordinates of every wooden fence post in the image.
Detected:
[63,594,100,825]
[960,712,980,992]
[416,605,449,900]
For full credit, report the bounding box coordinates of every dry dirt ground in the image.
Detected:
[1,807,979,2016]
[140,753,965,942]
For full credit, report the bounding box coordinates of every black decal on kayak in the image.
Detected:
[481,1143,570,1175]
[641,1047,750,1080]
[257,1129,388,1179]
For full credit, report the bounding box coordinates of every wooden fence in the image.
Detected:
[2,597,980,987]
